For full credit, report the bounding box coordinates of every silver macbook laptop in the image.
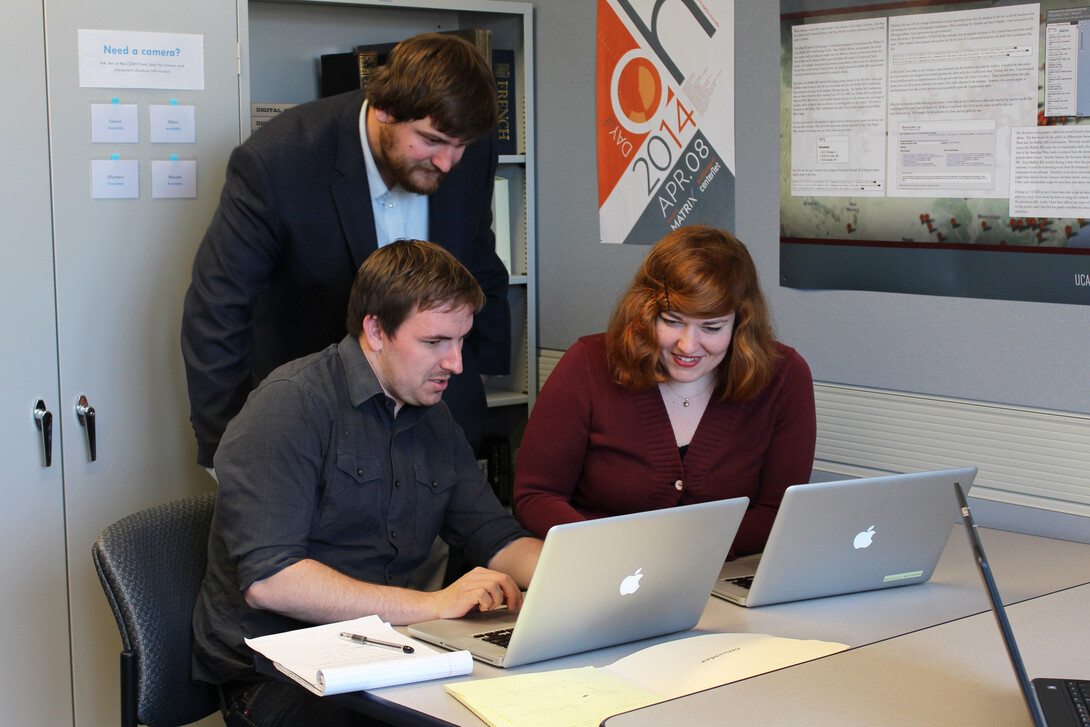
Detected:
[712,467,977,607]
[956,481,1088,727]
[408,497,749,667]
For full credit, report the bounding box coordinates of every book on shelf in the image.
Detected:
[491,175,512,274]
[250,102,298,134]
[492,48,518,156]
[244,615,472,696]
[319,50,381,98]
[351,40,396,65]
[444,632,848,727]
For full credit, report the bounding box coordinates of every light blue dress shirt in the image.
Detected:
[359,101,429,247]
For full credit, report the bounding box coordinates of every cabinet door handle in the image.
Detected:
[75,394,97,462]
[34,399,53,467]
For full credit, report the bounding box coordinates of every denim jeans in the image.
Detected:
[220,680,393,727]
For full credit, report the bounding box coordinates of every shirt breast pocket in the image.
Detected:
[315,451,385,543]
[413,463,458,541]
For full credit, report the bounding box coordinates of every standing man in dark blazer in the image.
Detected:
[182,32,509,470]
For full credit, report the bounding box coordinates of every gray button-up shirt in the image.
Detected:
[193,335,527,684]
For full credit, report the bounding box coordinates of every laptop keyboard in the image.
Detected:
[1036,679,1090,726]
[473,628,513,648]
[1064,680,1089,725]
[726,576,754,590]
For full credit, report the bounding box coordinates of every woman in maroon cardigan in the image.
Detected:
[512,226,816,557]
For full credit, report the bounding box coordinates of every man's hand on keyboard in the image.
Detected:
[430,566,524,619]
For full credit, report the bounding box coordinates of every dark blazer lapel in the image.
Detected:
[427,173,469,252]
[331,93,378,270]
[427,135,496,256]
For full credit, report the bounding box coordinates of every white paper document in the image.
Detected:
[151,159,196,199]
[245,615,472,696]
[90,103,138,144]
[790,17,888,197]
[788,4,1041,201]
[444,632,847,727]
[600,631,847,700]
[1009,125,1090,217]
[78,29,205,90]
[884,5,1040,199]
[149,104,196,144]
[91,158,139,199]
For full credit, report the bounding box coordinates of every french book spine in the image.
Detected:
[492,49,517,156]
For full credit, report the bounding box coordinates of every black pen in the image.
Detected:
[339,631,414,653]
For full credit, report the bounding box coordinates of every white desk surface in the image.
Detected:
[351,526,1090,726]
[604,581,1090,726]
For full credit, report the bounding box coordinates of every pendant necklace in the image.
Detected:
[664,378,714,407]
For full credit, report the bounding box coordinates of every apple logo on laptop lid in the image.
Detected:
[853,525,876,550]
[619,568,643,595]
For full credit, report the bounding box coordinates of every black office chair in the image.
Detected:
[92,492,219,727]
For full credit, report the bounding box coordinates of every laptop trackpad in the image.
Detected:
[409,607,520,645]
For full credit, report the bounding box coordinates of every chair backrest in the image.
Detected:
[92,492,219,727]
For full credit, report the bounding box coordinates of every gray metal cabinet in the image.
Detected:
[0,1,72,724]
[2,0,240,723]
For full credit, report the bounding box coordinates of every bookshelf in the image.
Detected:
[238,0,537,446]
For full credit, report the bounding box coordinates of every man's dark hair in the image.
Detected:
[365,32,498,141]
[346,239,486,338]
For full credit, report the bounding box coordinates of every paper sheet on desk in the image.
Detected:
[600,632,848,699]
[245,615,472,695]
[444,632,847,726]
[445,666,660,727]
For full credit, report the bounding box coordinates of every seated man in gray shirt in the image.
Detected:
[192,240,542,727]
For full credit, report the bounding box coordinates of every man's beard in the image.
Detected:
[379,125,452,195]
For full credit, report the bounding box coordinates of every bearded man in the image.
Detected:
[181,32,508,470]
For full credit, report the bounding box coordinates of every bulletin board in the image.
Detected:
[780,0,1090,305]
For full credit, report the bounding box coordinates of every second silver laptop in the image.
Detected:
[712,467,977,607]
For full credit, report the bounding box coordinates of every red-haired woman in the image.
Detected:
[512,226,816,556]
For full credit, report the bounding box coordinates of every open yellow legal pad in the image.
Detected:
[244,615,472,695]
[444,632,847,727]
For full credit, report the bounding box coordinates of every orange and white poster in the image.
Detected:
[597,0,735,245]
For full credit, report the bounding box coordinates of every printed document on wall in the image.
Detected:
[884,5,1039,199]
[777,1,1090,307]
[78,29,204,90]
[790,17,887,197]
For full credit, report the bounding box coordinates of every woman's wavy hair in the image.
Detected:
[605,225,778,401]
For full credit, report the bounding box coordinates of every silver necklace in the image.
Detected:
[664,378,714,407]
